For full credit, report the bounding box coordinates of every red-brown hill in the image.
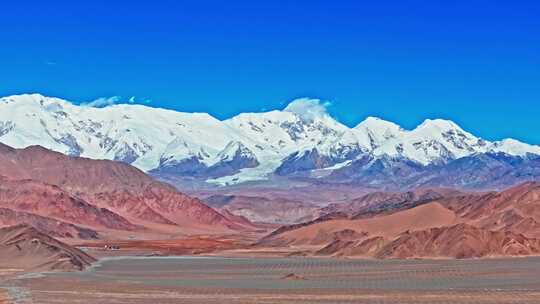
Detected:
[0,143,254,237]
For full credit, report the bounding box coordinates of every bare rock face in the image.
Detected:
[327,152,540,191]
[276,149,336,176]
[153,141,259,179]
[0,224,96,271]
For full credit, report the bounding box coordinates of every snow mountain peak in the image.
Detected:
[1,93,539,186]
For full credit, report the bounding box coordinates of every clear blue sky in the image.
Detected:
[1,1,539,143]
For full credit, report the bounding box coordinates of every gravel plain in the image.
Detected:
[6,256,540,304]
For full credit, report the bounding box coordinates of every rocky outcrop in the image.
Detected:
[325,152,540,191]
[276,149,337,176]
[152,141,259,179]
[206,141,259,177]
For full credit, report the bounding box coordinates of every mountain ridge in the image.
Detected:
[1,93,539,188]
[0,142,254,236]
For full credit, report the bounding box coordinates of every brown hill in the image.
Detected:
[0,224,96,271]
[264,188,462,243]
[321,188,460,218]
[376,224,540,259]
[440,182,540,238]
[0,207,98,239]
[0,143,252,234]
[314,224,540,259]
[219,209,259,229]
[0,177,135,231]
[203,194,319,224]
[260,202,457,246]
[261,182,540,259]
[315,236,386,257]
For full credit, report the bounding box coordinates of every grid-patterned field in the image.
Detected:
[10,256,540,303]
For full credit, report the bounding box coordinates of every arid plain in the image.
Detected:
[3,256,540,304]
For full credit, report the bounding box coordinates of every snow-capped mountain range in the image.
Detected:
[1,93,539,188]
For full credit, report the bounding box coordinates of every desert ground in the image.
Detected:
[2,255,540,304]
